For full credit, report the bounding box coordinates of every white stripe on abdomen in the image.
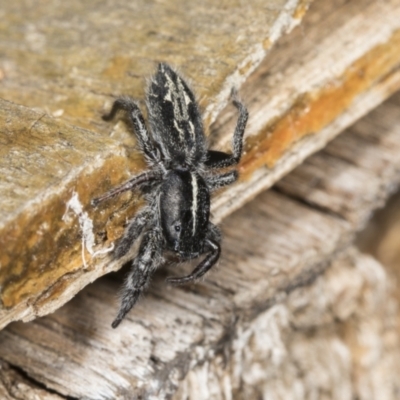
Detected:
[191,173,198,236]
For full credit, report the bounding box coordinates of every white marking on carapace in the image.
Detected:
[173,119,185,143]
[163,70,190,122]
[191,173,198,236]
[178,77,192,107]
[164,82,173,103]
[164,73,181,117]
[188,120,195,140]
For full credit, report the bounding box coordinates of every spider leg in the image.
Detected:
[91,171,160,206]
[208,222,222,242]
[103,97,161,164]
[207,170,238,192]
[166,239,220,285]
[112,229,163,328]
[205,90,248,169]
[114,206,154,259]
[166,223,221,285]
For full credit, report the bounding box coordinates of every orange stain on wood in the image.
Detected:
[0,155,138,308]
[240,29,400,178]
[293,0,312,20]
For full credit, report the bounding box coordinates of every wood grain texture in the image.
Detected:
[174,249,400,400]
[211,0,400,221]
[0,0,311,329]
[2,0,400,330]
[276,94,400,227]
[0,92,400,399]
[0,99,135,327]
[0,0,309,131]
[0,360,63,400]
[358,189,400,277]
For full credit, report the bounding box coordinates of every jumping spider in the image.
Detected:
[93,63,248,328]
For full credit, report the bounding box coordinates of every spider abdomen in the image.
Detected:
[159,170,210,258]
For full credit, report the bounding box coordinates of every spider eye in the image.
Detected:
[174,225,181,232]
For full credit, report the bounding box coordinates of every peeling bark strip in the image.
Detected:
[211,0,400,221]
[0,91,400,399]
[1,0,400,330]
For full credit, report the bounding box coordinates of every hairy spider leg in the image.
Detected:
[103,97,161,164]
[112,229,164,328]
[207,170,238,192]
[91,171,160,206]
[207,221,222,242]
[166,223,221,285]
[166,239,220,285]
[114,207,154,259]
[205,93,248,169]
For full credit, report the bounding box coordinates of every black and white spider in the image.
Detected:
[93,63,248,328]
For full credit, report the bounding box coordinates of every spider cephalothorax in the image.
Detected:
[93,63,248,328]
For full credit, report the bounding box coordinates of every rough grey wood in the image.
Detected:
[0,360,63,400]
[174,248,400,400]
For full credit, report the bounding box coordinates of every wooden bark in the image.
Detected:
[0,90,399,399]
[2,0,400,330]
[212,0,400,221]
[358,189,400,269]
[0,360,63,400]
[174,248,400,400]
[0,0,310,130]
[0,0,311,329]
